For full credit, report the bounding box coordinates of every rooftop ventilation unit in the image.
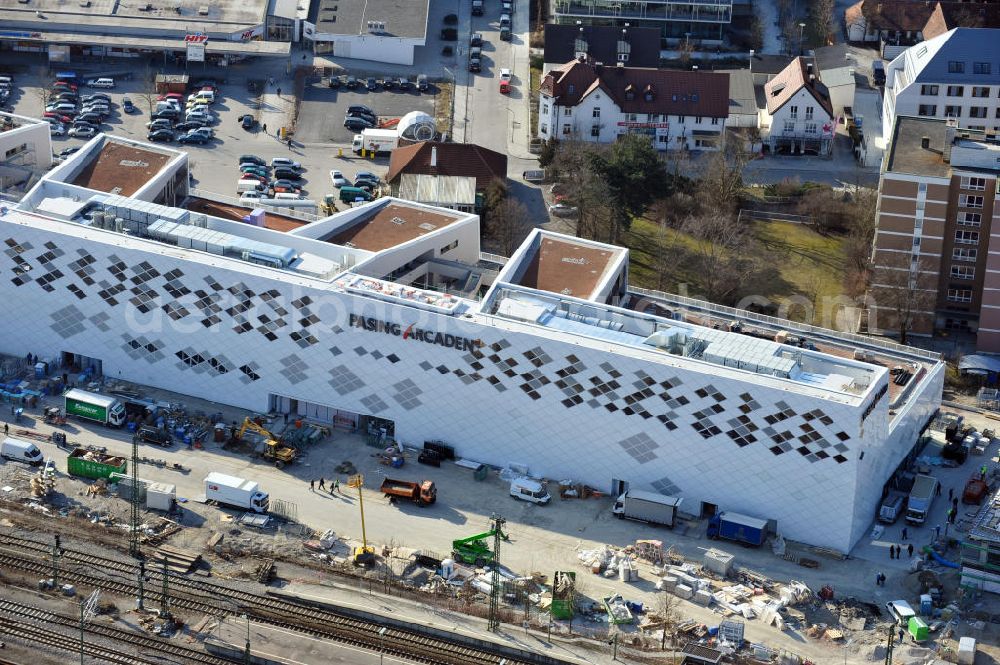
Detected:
[418,222,436,231]
[391,216,406,225]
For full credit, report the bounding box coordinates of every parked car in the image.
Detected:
[69,125,97,138]
[147,129,174,142]
[344,116,376,131]
[43,112,73,123]
[46,102,77,114]
[548,202,578,217]
[502,0,513,12]
[240,114,256,130]
[146,119,173,130]
[189,126,214,139]
[416,74,429,91]
[158,93,184,101]
[365,77,379,91]
[356,171,380,182]
[53,81,78,91]
[242,173,270,184]
[330,170,349,188]
[270,157,301,170]
[499,13,511,27]
[240,191,264,203]
[273,168,302,180]
[85,78,115,88]
[239,154,265,166]
[347,105,376,120]
[173,121,202,132]
[178,132,208,144]
[122,97,136,113]
[499,68,512,82]
[185,111,211,123]
[381,78,396,90]
[81,93,110,103]
[54,92,79,102]
[398,77,412,90]
[49,124,66,136]
[271,179,302,191]
[470,32,483,46]
[152,109,179,121]
[80,106,109,117]
[240,165,269,178]
[58,146,80,158]
[328,76,342,89]
[500,26,512,41]
[76,113,104,125]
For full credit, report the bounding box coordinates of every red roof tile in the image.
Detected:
[764,57,834,119]
[387,142,507,191]
[540,60,730,118]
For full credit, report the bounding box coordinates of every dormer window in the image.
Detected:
[643,84,654,102]
[567,84,575,94]
[624,83,634,101]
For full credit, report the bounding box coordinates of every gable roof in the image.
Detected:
[764,57,834,118]
[540,60,730,117]
[845,0,1000,36]
[543,24,660,69]
[907,27,1000,84]
[386,142,507,191]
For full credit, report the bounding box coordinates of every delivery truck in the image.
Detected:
[612,490,682,527]
[380,478,437,506]
[0,437,44,466]
[204,472,269,513]
[906,474,939,525]
[707,511,768,546]
[351,128,399,155]
[64,388,126,427]
[67,448,127,479]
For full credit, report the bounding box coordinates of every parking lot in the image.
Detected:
[296,79,438,144]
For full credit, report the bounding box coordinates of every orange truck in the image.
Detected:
[380,478,437,506]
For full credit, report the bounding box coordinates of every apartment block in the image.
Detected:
[870,116,1000,350]
[551,0,733,41]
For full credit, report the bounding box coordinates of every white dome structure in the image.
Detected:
[397,111,436,142]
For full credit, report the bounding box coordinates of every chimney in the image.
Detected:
[806,62,813,75]
[920,136,930,150]
[944,120,957,163]
[430,146,437,167]
[809,73,815,83]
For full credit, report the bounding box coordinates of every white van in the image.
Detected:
[87,78,115,89]
[187,91,214,104]
[237,179,265,193]
[240,191,264,204]
[510,477,551,504]
[885,600,915,624]
[0,437,44,466]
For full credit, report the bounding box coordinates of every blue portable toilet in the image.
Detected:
[920,594,933,616]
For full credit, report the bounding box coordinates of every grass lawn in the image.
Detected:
[625,218,847,322]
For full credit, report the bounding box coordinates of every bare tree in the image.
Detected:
[548,138,612,240]
[869,252,937,344]
[697,144,749,217]
[682,212,762,305]
[486,198,535,257]
[807,0,835,47]
[139,62,159,118]
[657,590,681,650]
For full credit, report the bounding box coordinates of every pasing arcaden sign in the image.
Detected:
[349,314,484,352]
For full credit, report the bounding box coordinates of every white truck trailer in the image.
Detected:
[351,128,399,155]
[612,490,682,527]
[204,472,269,513]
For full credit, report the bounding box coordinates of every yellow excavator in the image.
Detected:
[234,417,297,469]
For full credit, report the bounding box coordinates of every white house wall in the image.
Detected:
[768,88,834,135]
[313,34,422,65]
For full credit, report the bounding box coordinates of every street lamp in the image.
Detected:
[243,614,251,665]
[378,626,387,665]
[798,23,806,55]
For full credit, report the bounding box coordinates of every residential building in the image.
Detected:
[869,116,1000,350]
[551,0,734,41]
[761,57,835,156]
[387,142,507,199]
[882,28,1000,144]
[0,127,945,554]
[537,59,729,151]
[845,0,1000,58]
[543,24,662,73]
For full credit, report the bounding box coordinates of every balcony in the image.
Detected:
[554,0,733,23]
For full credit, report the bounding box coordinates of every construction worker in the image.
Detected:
[3,422,7,436]
[981,464,988,481]
[318,477,325,490]
[310,479,315,492]
[333,478,340,494]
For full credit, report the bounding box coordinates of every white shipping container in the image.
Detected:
[146,482,176,511]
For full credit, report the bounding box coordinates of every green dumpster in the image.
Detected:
[908,617,929,642]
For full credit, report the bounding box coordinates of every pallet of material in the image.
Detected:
[150,545,201,573]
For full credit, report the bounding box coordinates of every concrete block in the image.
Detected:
[674,584,693,600]
[662,575,678,591]
[958,637,976,665]
[703,548,734,576]
[693,589,712,606]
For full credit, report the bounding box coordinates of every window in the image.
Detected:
[789,105,798,119]
[918,183,927,192]
[784,120,795,132]
[958,212,982,227]
[540,123,548,134]
[805,123,817,133]
[945,105,962,117]
[951,265,975,280]
[567,84,575,94]
[695,116,703,124]
[711,117,719,125]
[972,86,991,98]
[592,107,600,118]
[542,104,549,115]
[657,134,669,144]
[591,125,600,137]
[563,107,572,116]
[644,91,653,101]
[562,123,572,135]
[440,240,458,254]
[947,289,973,303]
[974,62,992,75]
[961,176,987,191]
[918,105,937,116]
[625,113,637,122]
[920,85,939,95]
[948,61,965,73]
[970,107,989,118]
[649,113,659,122]
[955,230,980,244]
[946,86,964,96]
[805,106,814,120]
[970,125,986,131]
[677,115,685,123]
[953,247,978,262]
[959,194,984,208]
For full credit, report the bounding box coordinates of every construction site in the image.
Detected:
[0,354,997,665]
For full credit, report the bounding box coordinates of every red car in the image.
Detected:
[243,174,269,184]
[43,112,73,123]
[157,93,184,101]
[53,81,78,90]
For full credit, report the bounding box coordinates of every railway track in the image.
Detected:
[0,616,162,665]
[0,533,535,665]
[0,599,232,665]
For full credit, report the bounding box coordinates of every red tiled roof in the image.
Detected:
[922,2,950,38]
[845,0,865,26]
[847,0,1000,36]
[540,60,730,118]
[386,142,507,191]
[764,57,834,119]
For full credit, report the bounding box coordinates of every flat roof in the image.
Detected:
[885,116,953,178]
[0,0,267,26]
[0,27,291,56]
[71,142,172,197]
[186,198,309,233]
[325,203,460,251]
[315,0,429,39]
[515,236,621,299]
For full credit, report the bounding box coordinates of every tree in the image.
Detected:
[696,144,748,217]
[538,138,558,168]
[548,138,610,240]
[682,212,762,305]
[588,134,667,244]
[870,253,937,344]
[749,15,765,52]
[807,0,835,47]
[486,198,535,257]
[657,590,681,650]
[139,62,159,118]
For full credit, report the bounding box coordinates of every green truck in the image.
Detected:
[67,448,127,480]
[64,389,126,428]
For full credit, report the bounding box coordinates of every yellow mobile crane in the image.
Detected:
[234,417,297,469]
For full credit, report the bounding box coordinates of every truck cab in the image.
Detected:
[510,477,550,504]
